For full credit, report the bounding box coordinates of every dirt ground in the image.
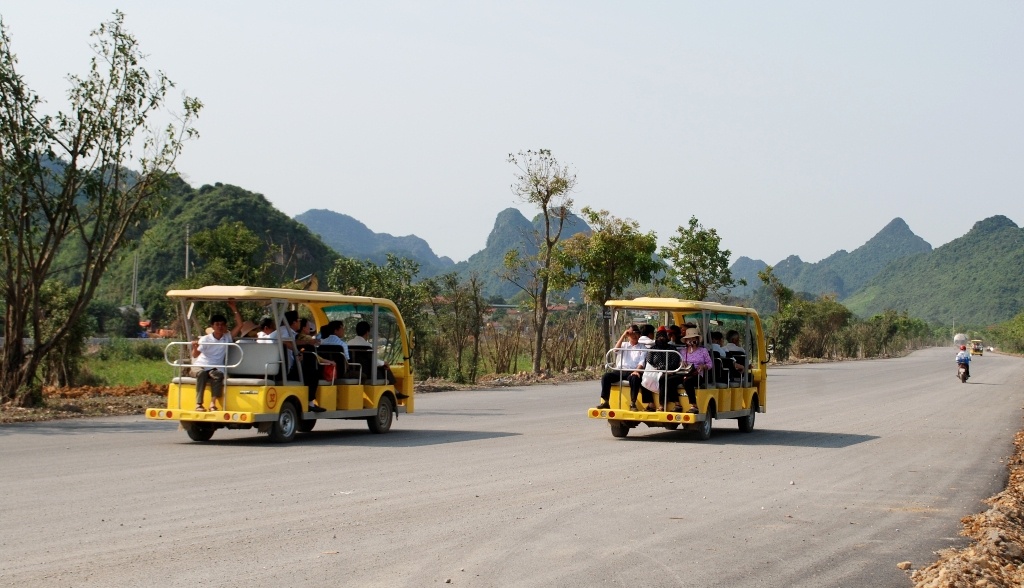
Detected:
[2,368,1023,586]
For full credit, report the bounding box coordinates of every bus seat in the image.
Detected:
[317,345,360,385]
[226,342,282,385]
[348,345,374,384]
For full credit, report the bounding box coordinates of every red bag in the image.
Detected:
[322,364,336,381]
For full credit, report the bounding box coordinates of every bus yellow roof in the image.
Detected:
[604,297,759,317]
[165,285,395,307]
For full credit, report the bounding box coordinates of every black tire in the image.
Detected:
[367,395,394,434]
[297,418,317,433]
[738,397,758,433]
[696,403,714,441]
[610,421,629,438]
[184,422,215,442]
[269,402,298,443]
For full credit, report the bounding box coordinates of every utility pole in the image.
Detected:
[185,224,190,279]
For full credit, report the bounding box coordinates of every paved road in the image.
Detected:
[1,347,1022,588]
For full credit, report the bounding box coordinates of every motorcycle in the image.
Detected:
[957,362,969,383]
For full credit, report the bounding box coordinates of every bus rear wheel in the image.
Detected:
[368,395,394,434]
[269,403,298,443]
[696,405,714,441]
[185,422,215,442]
[610,421,629,438]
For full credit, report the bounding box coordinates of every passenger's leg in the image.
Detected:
[208,369,224,410]
[682,373,698,412]
[626,373,642,409]
[598,371,623,407]
[193,368,210,410]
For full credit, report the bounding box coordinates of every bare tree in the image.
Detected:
[502,149,576,374]
[0,12,201,405]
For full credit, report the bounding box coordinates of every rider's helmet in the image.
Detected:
[960,345,967,350]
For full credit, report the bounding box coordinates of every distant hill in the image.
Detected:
[729,217,932,299]
[843,215,1024,325]
[98,181,339,315]
[294,209,455,277]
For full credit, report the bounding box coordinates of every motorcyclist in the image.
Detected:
[955,344,971,380]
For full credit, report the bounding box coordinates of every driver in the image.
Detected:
[955,344,971,379]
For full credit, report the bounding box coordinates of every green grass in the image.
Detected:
[82,357,172,387]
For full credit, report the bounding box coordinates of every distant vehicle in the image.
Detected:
[971,339,984,356]
[588,298,766,440]
[147,285,414,443]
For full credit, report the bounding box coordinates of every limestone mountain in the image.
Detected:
[450,207,592,300]
[294,209,455,277]
[843,215,1024,325]
[730,217,932,299]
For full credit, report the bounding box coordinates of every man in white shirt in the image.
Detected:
[191,300,243,411]
[256,317,277,343]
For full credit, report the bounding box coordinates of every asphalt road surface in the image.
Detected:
[2,347,1022,588]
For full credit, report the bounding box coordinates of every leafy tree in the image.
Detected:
[185,221,273,287]
[757,265,794,315]
[552,206,661,350]
[502,149,576,374]
[326,254,436,373]
[0,12,201,405]
[659,216,742,301]
[791,296,853,358]
[39,281,93,390]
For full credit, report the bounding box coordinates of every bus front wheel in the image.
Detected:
[738,397,757,433]
[368,395,394,434]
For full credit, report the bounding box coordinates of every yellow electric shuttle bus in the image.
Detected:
[588,298,766,440]
[146,286,414,442]
[971,339,984,356]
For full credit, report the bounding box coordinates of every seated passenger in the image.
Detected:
[191,300,244,412]
[678,327,713,413]
[256,317,277,343]
[723,329,748,384]
[639,328,683,412]
[348,320,398,388]
[595,325,645,410]
[319,320,350,359]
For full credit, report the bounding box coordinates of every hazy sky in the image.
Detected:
[3,1,1022,264]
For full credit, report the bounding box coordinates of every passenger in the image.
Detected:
[190,300,244,412]
[297,318,320,345]
[723,330,745,353]
[256,317,277,343]
[595,325,646,410]
[293,317,326,413]
[319,320,350,359]
[639,328,683,411]
[723,329,748,384]
[348,320,398,386]
[708,331,728,386]
[678,327,714,413]
[709,331,726,357]
[668,324,684,349]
